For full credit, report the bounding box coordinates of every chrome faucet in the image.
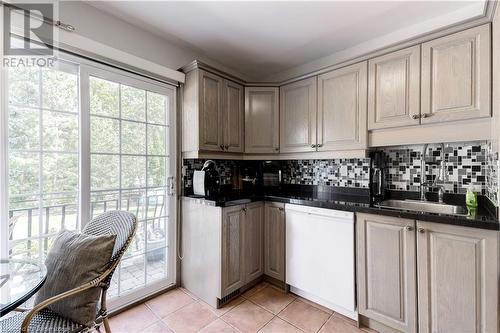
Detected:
[420,144,429,201]
[420,143,447,203]
[433,143,447,203]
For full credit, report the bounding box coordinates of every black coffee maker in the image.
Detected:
[202,160,220,198]
[370,151,385,202]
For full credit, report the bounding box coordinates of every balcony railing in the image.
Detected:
[8,193,167,260]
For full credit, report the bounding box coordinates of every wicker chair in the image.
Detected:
[0,210,137,333]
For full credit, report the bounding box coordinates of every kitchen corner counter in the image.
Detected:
[183,186,499,230]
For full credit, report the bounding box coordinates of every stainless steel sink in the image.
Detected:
[376,199,468,216]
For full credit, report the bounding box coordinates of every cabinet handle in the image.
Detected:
[241,207,247,213]
[421,113,431,118]
[311,144,317,148]
[317,144,323,148]
[219,144,225,150]
[411,114,419,119]
[278,207,284,211]
[275,147,279,152]
[405,225,413,231]
[224,145,229,150]
[418,228,425,233]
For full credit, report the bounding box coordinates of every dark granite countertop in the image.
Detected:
[183,185,499,230]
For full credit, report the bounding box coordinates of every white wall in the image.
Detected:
[59,1,246,79]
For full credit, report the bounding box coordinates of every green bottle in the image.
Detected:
[465,186,478,216]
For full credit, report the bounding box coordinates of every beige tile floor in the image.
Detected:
[109,282,377,333]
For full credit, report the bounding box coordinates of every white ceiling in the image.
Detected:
[89,1,487,81]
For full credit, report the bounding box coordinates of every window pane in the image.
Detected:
[9,152,40,197]
[146,189,167,219]
[91,191,119,219]
[91,154,119,190]
[8,107,40,150]
[42,194,78,236]
[43,111,78,152]
[147,92,167,125]
[121,85,145,121]
[9,197,39,240]
[90,77,119,117]
[42,153,79,193]
[121,189,146,220]
[8,67,40,107]
[125,222,145,258]
[122,121,146,155]
[42,68,78,112]
[147,247,167,284]
[147,157,166,188]
[91,117,119,153]
[120,255,145,294]
[122,156,146,188]
[147,125,166,156]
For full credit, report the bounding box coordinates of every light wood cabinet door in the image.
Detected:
[221,205,245,297]
[264,202,285,281]
[243,202,264,283]
[199,70,223,151]
[421,24,491,124]
[245,87,279,154]
[357,213,417,333]
[368,45,421,130]
[223,80,244,153]
[318,62,367,150]
[280,77,317,153]
[416,221,498,333]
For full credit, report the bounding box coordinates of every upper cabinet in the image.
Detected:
[280,77,317,153]
[318,62,367,150]
[198,70,224,151]
[280,63,368,154]
[182,68,244,155]
[368,45,421,130]
[223,80,245,152]
[421,24,491,124]
[245,87,279,154]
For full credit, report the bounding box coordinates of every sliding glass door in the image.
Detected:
[2,54,177,309]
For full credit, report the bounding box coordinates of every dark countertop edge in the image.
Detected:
[182,194,500,231]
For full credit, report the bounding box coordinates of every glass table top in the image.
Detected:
[0,259,47,317]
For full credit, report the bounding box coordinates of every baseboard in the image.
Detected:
[289,286,358,321]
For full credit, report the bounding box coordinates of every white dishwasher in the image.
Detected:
[285,204,356,320]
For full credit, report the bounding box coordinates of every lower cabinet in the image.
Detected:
[221,205,245,296]
[416,221,498,333]
[357,213,498,333]
[221,202,264,296]
[264,202,285,281]
[243,202,264,283]
[357,214,417,333]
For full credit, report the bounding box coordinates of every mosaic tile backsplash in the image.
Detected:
[383,142,487,194]
[280,159,370,187]
[183,141,498,206]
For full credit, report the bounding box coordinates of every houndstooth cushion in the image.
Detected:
[0,309,82,333]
